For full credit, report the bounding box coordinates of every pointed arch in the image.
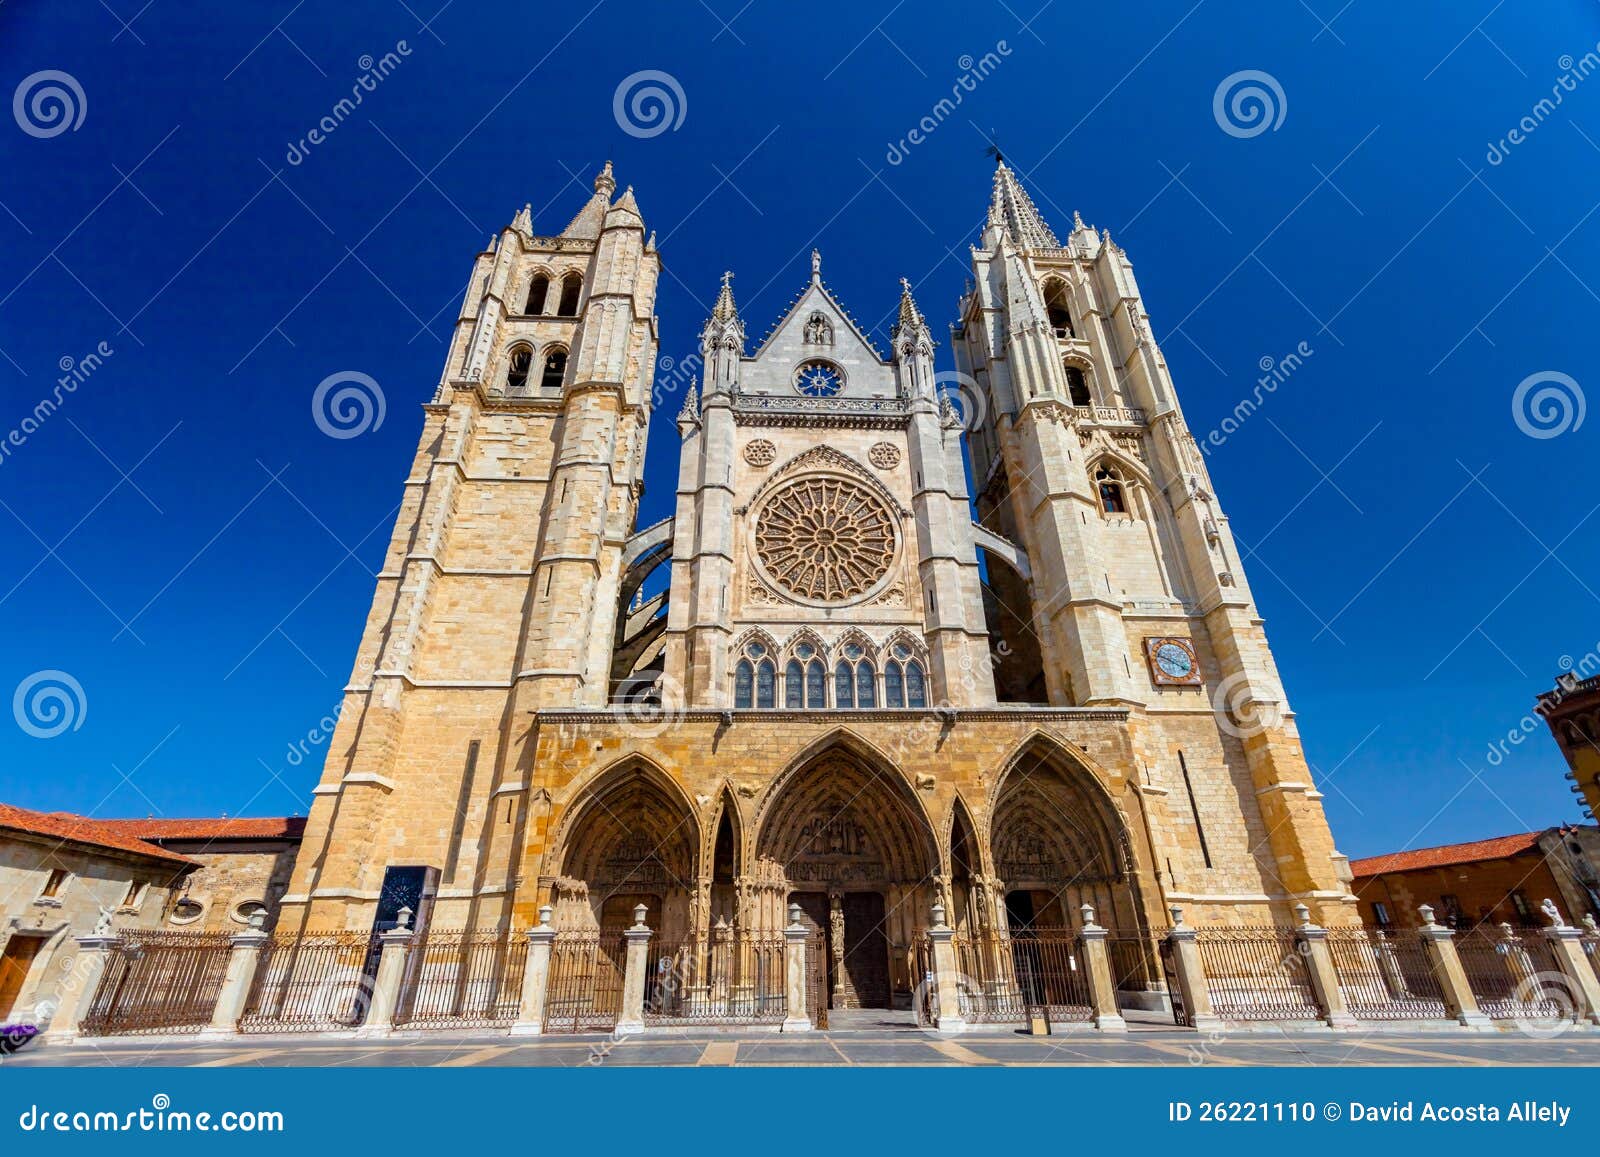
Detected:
[524,268,553,315]
[1041,277,1075,338]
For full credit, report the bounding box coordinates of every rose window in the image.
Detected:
[755,477,896,602]
[793,360,844,397]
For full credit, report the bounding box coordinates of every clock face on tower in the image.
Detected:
[1144,636,1202,686]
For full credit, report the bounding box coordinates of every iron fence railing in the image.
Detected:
[542,929,625,1034]
[1009,931,1092,1022]
[394,929,527,1030]
[239,931,378,1033]
[642,933,786,1025]
[1195,927,1321,1022]
[1325,928,1447,1021]
[1456,928,1567,1020]
[79,930,233,1037]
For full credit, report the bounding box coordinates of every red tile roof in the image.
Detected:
[100,816,306,842]
[0,804,196,867]
[1349,830,1548,878]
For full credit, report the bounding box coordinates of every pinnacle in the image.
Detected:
[712,270,738,322]
[987,161,1059,249]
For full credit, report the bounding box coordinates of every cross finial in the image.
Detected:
[722,270,733,290]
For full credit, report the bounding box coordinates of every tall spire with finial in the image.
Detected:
[712,270,738,322]
[701,272,745,394]
[986,159,1059,250]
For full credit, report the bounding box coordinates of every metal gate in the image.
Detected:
[1195,927,1321,1021]
[542,930,625,1034]
[80,930,233,1036]
[239,931,378,1033]
[805,929,829,1029]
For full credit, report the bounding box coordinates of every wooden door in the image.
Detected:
[0,936,42,1020]
[841,892,890,1009]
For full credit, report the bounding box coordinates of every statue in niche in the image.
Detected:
[803,312,833,346]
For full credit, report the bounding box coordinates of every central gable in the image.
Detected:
[736,265,898,400]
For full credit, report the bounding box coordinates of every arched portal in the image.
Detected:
[990,737,1144,935]
[553,763,699,939]
[754,740,938,1010]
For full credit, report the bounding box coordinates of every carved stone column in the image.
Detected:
[510,905,556,1036]
[615,903,651,1035]
[781,903,812,1033]
[1078,904,1125,1032]
[927,903,967,1034]
[1415,906,1492,1031]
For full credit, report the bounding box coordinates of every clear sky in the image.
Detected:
[1,1,1596,860]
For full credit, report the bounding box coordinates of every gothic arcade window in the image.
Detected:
[557,272,583,317]
[1064,364,1092,407]
[734,660,754,708]
[883,644,928,709]
[805,660,825,707]
[1043,280,1074,338]
[834,661,854,708]
[905,661,926,708]
[540,348,568,394]
[1095,464,1127,515]
[785,660,803,708]
[885,662,903,708]
[855,661,876,708]
[506,345,533,394]
[755,659,776,709]
[526,272,550,315]
[733,641,776,708]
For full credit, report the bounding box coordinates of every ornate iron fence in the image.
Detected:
[1195,927,1322,1021]
[642,933,786,1025]
[542,929,625,1034]
[1009,931,1092,1022]
[1584,928,1600,984]
[239,931,378,1033]
[952,932,1026,1024]
[806,929,829,1029]
[79,930,233,1036]
[394,929,527,1030]
[1325,928,1447,1021]
[1456,927,1566,1020]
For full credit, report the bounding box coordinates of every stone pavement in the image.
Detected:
[11,1025,1600,1068]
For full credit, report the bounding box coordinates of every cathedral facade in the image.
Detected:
[278,160,1357,1012]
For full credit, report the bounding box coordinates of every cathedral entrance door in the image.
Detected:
[839,892,890,1009]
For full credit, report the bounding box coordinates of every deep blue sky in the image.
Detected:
[1,2,1596,860]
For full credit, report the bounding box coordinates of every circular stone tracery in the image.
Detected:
[754,476,896,603]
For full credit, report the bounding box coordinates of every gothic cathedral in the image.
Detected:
[279,160,1357,1012]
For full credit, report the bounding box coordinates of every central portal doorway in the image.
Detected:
[789,890,891,1011]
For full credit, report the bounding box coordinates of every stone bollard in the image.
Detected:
[1077,903,1125,1032]
[359,906,416,1037]
[926,902,967,1034]
[781,902,812,1032]
[1163,906,1224,1032]
[39,929,121,1046]
[1292,903,1356,1029]
[510,905,556,1037]
[1536,900,1600,1026]
[200,912,271,1039]
[615,903,651,1035]
[1415,905,1492,1031]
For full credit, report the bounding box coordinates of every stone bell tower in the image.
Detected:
[279,163,660,931]
[953,160,1353,917]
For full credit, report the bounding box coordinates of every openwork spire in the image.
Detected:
[987,159,1059,249]
[893,277,925,334]
[712,270,739,322]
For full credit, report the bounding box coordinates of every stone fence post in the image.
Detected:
[1537,902,1600,1026]
[1293,903,1356,1029]
[1415,905,1492,1030]
[359,906,416,1037]
[510,905,556,1037]
[615,903,651,1035]
[1077,904,1125,1032]
[1163,907,1223,1032]
[927,902,967,1034]
[40,930,121,1045]
[781,902,812,1032]
[200,913,270,1039]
